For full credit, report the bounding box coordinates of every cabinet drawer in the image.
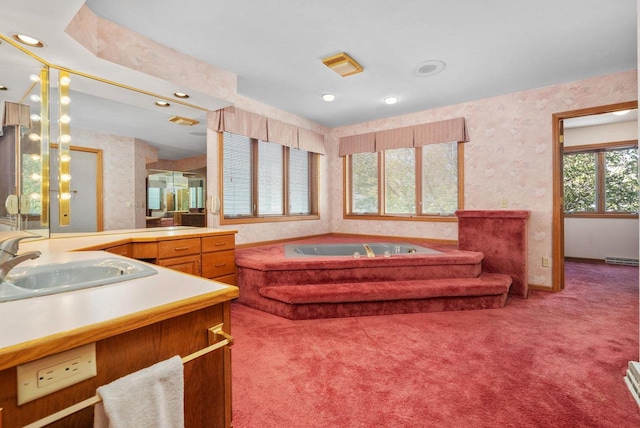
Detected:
[202,235,235,253]
[202,250,235,279]
[212,273,236,285]
[158,238,201,259]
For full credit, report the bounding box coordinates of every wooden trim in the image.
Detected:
[552,100,638,292]
[458,142,465,210]
[563,139,638,152]
[565,213,638,219]
[343,214,457,222]
[528,284,554,292]
[565,256,606,264]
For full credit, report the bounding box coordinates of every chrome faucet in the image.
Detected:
[0,235,41,283]
[362,244,375,258]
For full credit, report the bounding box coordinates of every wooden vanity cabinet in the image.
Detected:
[104,243,132,257]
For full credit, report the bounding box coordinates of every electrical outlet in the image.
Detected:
[542,257,551,267]
[501,199,508,208]
[17,343,97,405]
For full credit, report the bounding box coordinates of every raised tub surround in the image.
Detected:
[0,228,238,427]
[456,210,530,298]
[235,236,512,320]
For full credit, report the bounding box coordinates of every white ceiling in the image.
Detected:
[0,0,637,157]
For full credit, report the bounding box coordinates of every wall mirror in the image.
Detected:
[0,35,210,236]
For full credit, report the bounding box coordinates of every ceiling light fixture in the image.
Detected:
[413,60,446,77]
[384,96,399,105]
[173,92,190,99]
[12,34,45,48]
[155,101,170,107]
[322,93,336,102]
[0,85,7,91]
[322,52,363,77]
[612,110,631,116]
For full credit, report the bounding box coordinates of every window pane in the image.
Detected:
[289,149,310,214]
[223,132,252,216]
[385,148,415,214]
[563,152,596,213]
[258,140,283,215]
[422,142,458,215]
[351,152,378,213]
[604,148,639,212]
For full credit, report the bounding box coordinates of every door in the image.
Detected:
[50,146,103,233]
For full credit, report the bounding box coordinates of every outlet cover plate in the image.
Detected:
[17,342,97,405]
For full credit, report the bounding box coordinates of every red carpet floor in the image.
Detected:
[230,262,640,427]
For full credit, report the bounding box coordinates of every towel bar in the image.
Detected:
[22,326,233,428]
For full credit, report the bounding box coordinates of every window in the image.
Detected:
[346,141,462,219]
[564,142,638,216]
[221,132,318,222]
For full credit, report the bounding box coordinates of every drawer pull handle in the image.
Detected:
[214,263,226,267]
[214,243,226,246]
[174,246,189,251]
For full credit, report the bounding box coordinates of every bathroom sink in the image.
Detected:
[0,258,157,302]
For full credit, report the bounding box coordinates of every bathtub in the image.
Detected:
[284,243,442,257]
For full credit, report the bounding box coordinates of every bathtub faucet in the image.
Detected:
[362,244,375,258]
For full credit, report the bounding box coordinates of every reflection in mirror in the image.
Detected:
[48,71,209,233]
[0,37,49,238]
[146,169,206,228]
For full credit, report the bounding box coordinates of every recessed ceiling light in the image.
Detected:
[384,96,399,105]
[413,60,445,77]
[612,110,631,116]
[322,93,336,102]
[155,101,171,107]
[173,92,190,99]
[0,85,7,91]
[12,34,45,48]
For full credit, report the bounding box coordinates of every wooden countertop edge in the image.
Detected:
[0,286,239,371]
[72,229,238,252]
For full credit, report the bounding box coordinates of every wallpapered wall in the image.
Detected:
[329,70,638,288]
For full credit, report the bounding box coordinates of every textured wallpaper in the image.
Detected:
[329,70,638,288]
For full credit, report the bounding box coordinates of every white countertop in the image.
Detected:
[0,228,239,368]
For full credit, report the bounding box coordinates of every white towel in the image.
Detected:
[93,355,184,428]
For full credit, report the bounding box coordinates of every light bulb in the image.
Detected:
[60,95,71,105]
[30,94,41,102]
[30,114,41,122]
[60,154,71,162]
[60,192,72,200]
[30,192,41,200]
[29,74,41,83]
[60,76,71,86]
[60,173,72,182]
[59,134,71,143]
[31,154,41,161]
[28,133,40,142]
[59,115,71,124]
[31,173,41,181]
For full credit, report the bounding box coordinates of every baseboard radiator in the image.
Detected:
[625,361,640,407]
[605,256,639,266]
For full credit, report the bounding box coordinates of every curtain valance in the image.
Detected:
[339,117,469,156]
[214,107,326,154]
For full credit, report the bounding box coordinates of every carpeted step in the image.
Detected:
[259,273,512,304]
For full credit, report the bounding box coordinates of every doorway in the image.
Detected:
[552,101,638,291]
[50,145,103,233]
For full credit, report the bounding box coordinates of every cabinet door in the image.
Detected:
[158,254,201,276]
[104,243,132,258]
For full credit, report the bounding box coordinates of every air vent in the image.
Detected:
[169,116,200,126]
[605,256,639,266]
[322,52,363,77]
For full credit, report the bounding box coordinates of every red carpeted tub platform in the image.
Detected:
[235,237,512,319]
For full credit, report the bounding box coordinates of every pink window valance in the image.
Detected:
[338,132,376,156]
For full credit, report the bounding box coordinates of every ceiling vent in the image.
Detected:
[169,116,200,126]
[322,52,363,77]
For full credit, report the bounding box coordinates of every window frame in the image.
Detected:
[563,139,638,219]
[218,131,320,225]
[343,141,464,222]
